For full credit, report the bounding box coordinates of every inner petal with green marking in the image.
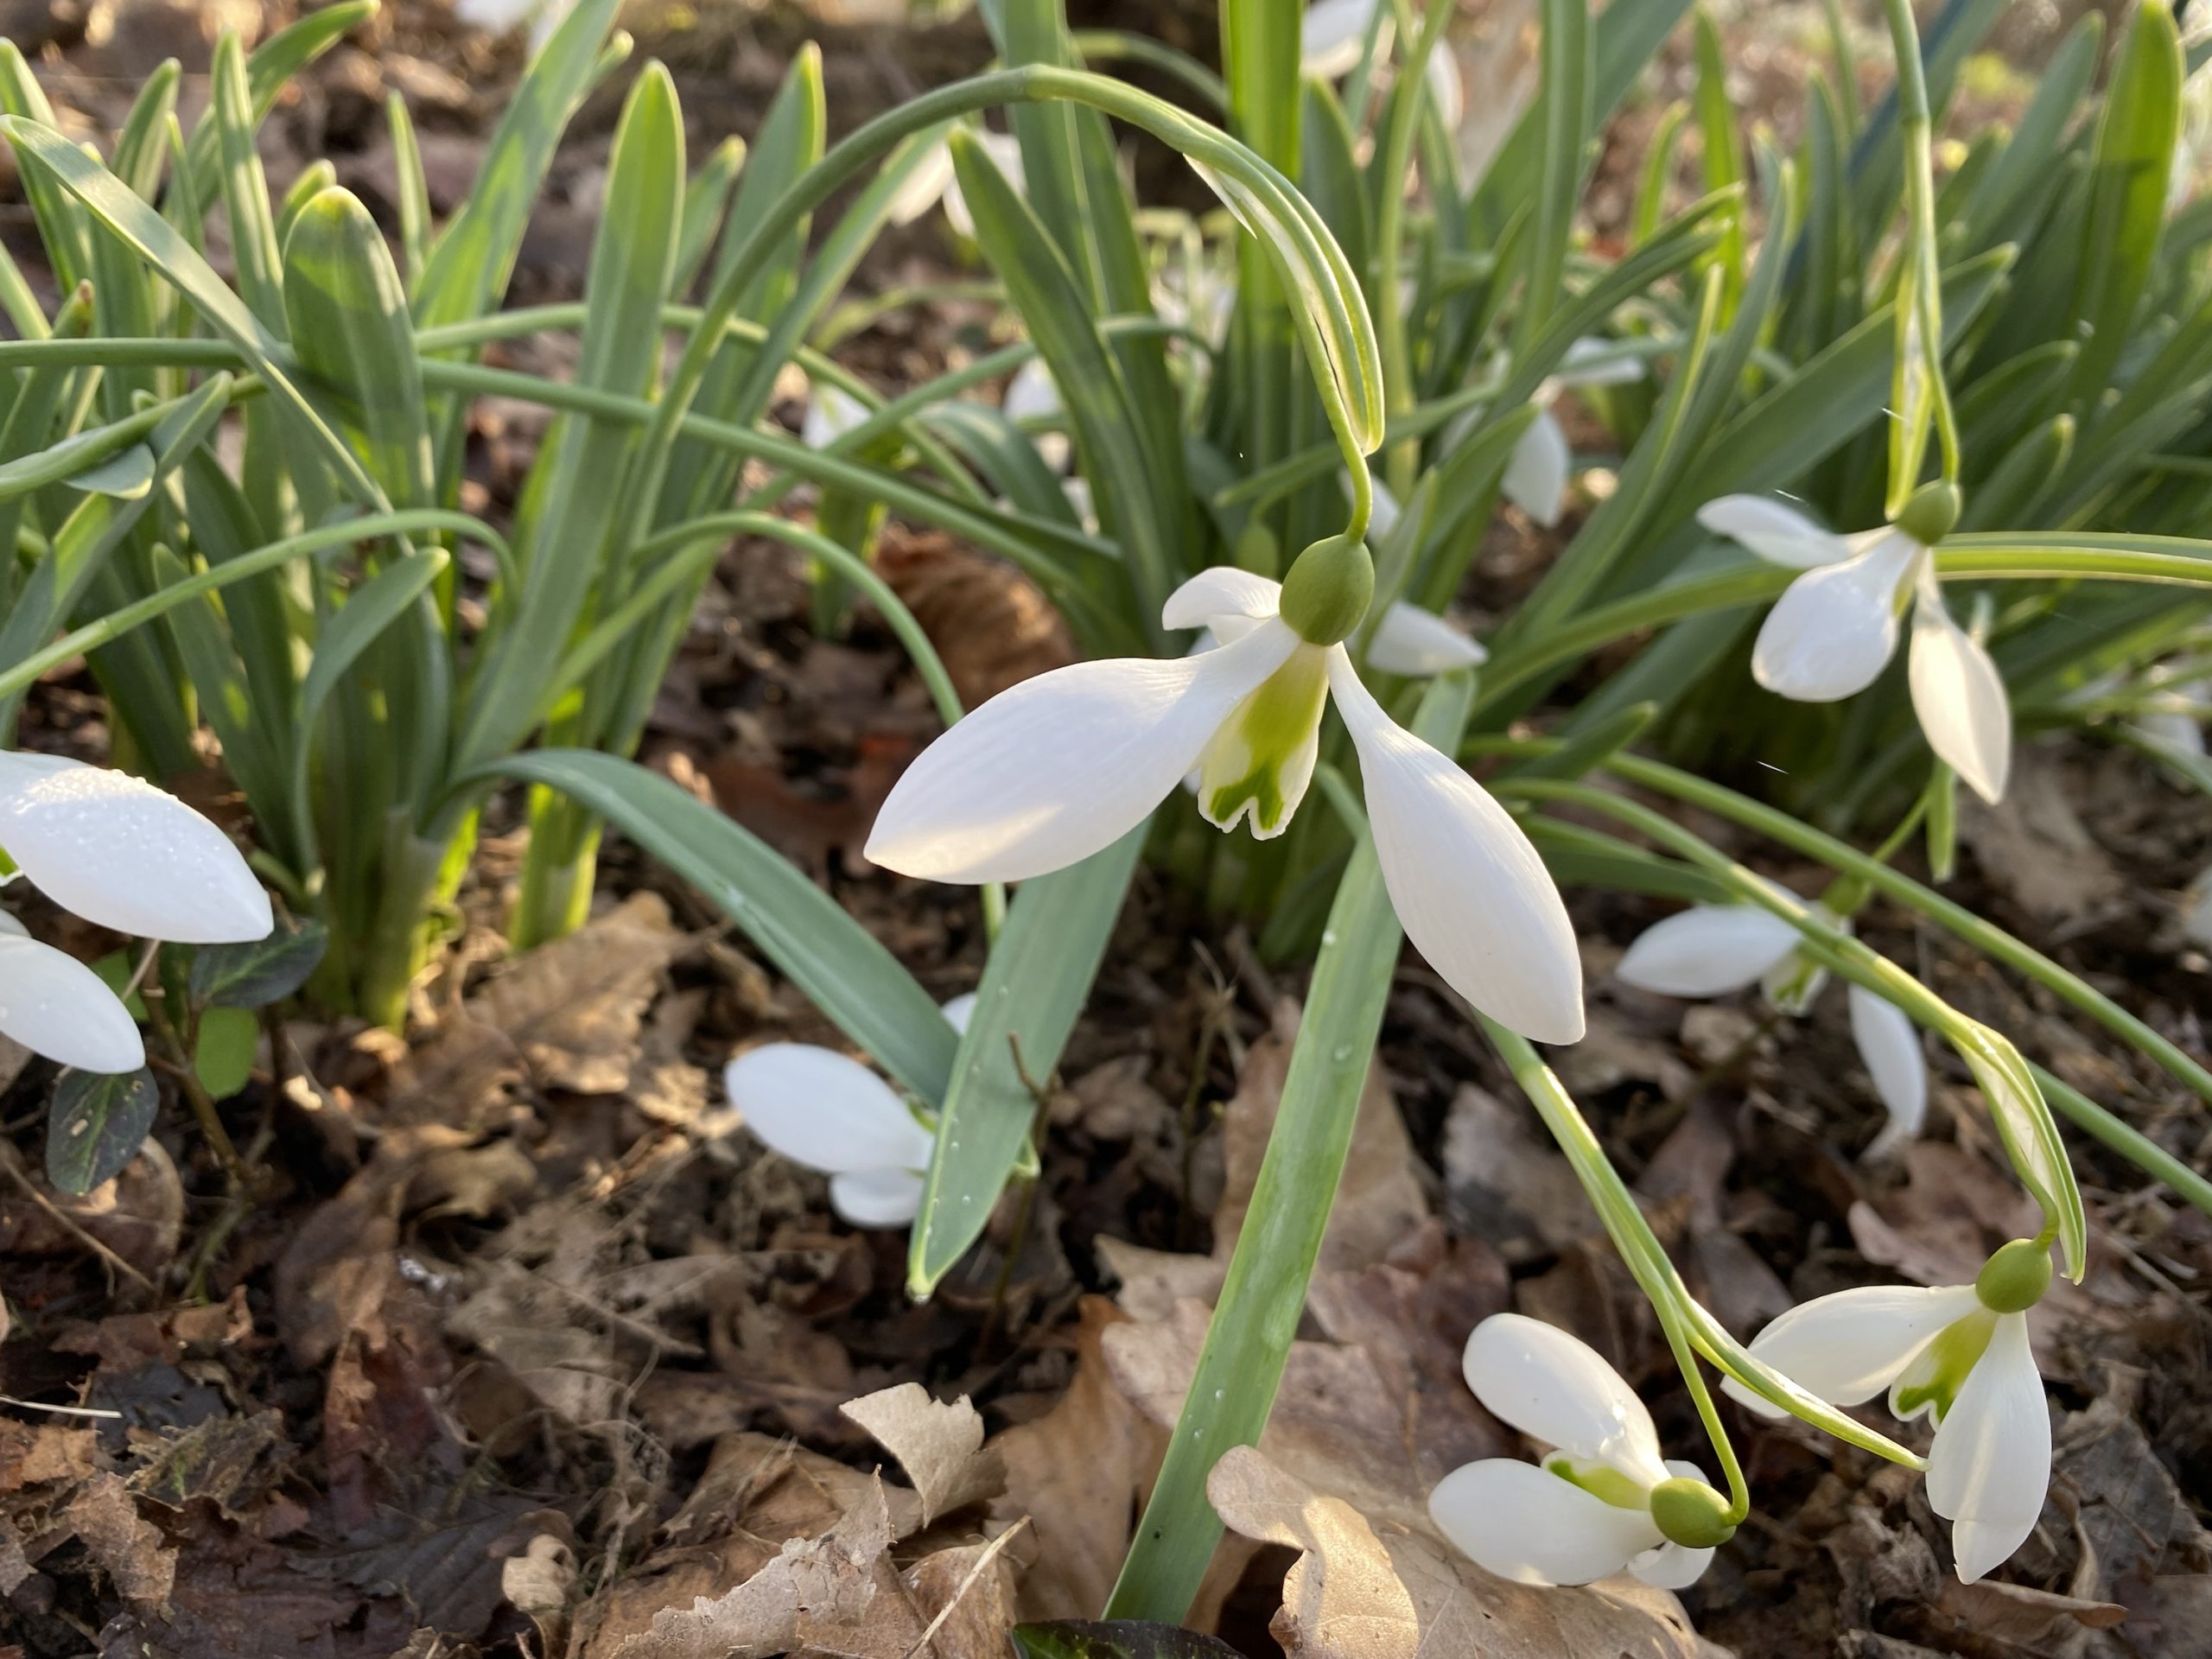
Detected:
[1891,1307,1997,1425]
[1543,1453,1651,1512]
[1196,642,1331,838]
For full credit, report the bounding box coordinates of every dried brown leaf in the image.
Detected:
[839,1382,1005,1526]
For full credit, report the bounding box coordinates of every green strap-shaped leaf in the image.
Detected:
[908,823,1147,1296]
[181,0,374,212]
[485,749,957,1106]
[0,43,92,291]
[1514,0,1593,351]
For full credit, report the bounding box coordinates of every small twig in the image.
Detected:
[0,1143,154,1294]
[0,1394,123,1421]
[898,1516,1029,1659]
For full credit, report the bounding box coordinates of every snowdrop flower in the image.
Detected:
[456,0,574,50]
[0,752,271,1073]
[889,129,1023,238]
[1618,899,1926,1157]
[722,995,974,1227]
[1503,339,1645,529]
[866,546,1584,1042]
[1430,1313,1731,1588]
[802,381,871,451]
[1697,483,2011,804]
[2130,675,2207,761]
[1301,0,1464,129]
[1726,1239,2055,1584]
[1004,358,1070,473]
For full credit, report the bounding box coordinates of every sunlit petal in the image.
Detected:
[0,931,144,1072]
[0,753,271,943]
[1426,46,1463,130]
[1751,533,1920,702]
[1502,410,1572,528]
[1163,567,1283,632]
[724,1043,936,1176]
[1301,0,1381,79]
[1364,602,1486,677]
[867,622,1300,882]
[1463,1313,1669,1486]
[942,128,1024,239]
[1849,986,1928,1159]
[829,1166,927,1228]
[1927,1313,2050,1583]
[1629,1541,1715,1591]
[1615,905,1801,998]
[1557,337,1646,388]
[1908,567,2012,804]
[1328,654,1584,1043]
[1428,1459,1662,1587]
[1723,1284,1981,1417]
[1697,496,1855,569]
[802,382,869,450]
[887,134,957,227]
[1003,357,1062,424]
[939,994,977,1035]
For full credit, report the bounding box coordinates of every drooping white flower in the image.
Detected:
[1429,1313,1727,1588]
[802,381,871,452]
[1300,0,1464,128]
[1004,358,1070,473]
[1726,1241,2055,1584]
[1696,493,2011,804]
[0,753,270,944]
[889,128,1024,238]
[0,911,143,1073]
[721,995,974,1227]
[456,0,575,50]
[866,565,1584,1043]
[1502,339,1646,530]
[1617,900,1926,1155]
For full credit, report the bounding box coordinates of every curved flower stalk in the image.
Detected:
[1300,0,1465,130]
[1618,899,1928,1157]
[1429,1313,1731,1588]
[1697,486,2011,804]
[866,555,1584,1042]
[722,995,976,1226]
[0,752,271,1072]
[1726,1240,2055,1584]
[1502,340,1646,529]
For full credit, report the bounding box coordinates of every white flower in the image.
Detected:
[0,751,270,1074]
[889,128,1023,238]
[721,995,974,1227]
[1502,339,1645,529]
[865,566,1583,1042]
[1617,899,1926,1157]
[1697,494,2011,803]
[1429,1313,1725,1588]
[2183,865,2212,950]
[1726,1250,2053,1584]
[802,381,870,451]
[457,0,575,49]
[1300,0,1463,128]
[1004,358,1070,473]
[2130,673,2207,762]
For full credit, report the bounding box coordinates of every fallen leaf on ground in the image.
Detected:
[840,1381,1006,1526]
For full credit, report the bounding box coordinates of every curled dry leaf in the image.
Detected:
[1205,1445,1421,1659]
[839,1381,1006,1527]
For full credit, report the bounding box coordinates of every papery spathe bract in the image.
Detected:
[1726,1245,2054,1585]
[0,912,144,1074]
[865,566,1583,1043]
[0,753,270,944]
[1429,1313,1725,1588]
[1698,493,2011,803]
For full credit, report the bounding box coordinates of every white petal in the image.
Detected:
[1909,568,2012,804]
[1849,985,1928,1157]
[1927,1313,2050,1583]
[1061,475,1096,534]
[829,1167,926,1228]
[1163,567,1283,632]
[0,933,145,1072]
[1426,47,1463,130]
[1630,1541,1715,1591]
[942,128,1023,240]
[1463,1313,1668,1486]
[1301,0,1380,78]
[887,135,957,228]
[1615,905,1801,998]
[867,621,1299,882]
[1723,1284,1982,1417]
[0,753,270,944]
[1696,496,1855,569]
[1428,1460,1662,1586]
[939,993,977,1035]
[2134,709,2207,759]
[1364,603,1486,677]
[1003,357,1062,424]
[802,383,869,450]
[1328,653,1585,1043]
[1558,338,1646,388]
[724,1044,936,1177]
[1502,410,1572,528]
[1751,534,1921,702]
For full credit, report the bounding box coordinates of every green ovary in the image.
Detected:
[1199,645,1330,837]
[1892,1308,1997,1424]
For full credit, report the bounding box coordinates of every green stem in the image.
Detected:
[1373,0,1452,501]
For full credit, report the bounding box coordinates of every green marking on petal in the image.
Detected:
[1891,1307,1997,1425]
[1198,645,1330,838]
[1543,1453,1650,1512]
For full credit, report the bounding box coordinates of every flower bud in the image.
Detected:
[1279,534,1374,646]
[1649,1477,1736,1549]
[1896,480,1962,546]
[1974,1237,2052,1313]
